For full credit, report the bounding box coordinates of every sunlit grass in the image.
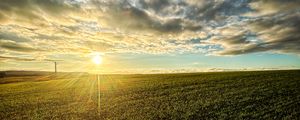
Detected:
[0,70,300,119]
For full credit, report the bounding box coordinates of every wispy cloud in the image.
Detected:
[0,0,299,62]
[0,40,42,52]
[0,55,61,62]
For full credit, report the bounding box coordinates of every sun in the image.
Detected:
[92,54,102,65]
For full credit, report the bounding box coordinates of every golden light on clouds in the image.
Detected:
[1,0,300,73]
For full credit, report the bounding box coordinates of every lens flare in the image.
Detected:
[93,55,102,65]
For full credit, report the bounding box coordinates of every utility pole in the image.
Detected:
[54,62,57,73]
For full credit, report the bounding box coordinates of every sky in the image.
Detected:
[0,0,300,73]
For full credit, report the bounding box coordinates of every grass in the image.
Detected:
[0,70,300,119]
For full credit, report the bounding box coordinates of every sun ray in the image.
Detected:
[92,54,102,65]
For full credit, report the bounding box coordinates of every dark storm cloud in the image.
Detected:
[218,11,300,55]
[92,0,252,33]
[0,0,300,56]
[136,0,251,20]
[223,33,250,45]
[248,0,300,16]
[96,1,202,33]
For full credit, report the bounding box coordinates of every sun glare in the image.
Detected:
[92,54,102,65]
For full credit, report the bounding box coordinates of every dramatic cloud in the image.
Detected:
[0,55,62,62]
[246,0,300,16]
[0,55,35,61]
[0,40,41,52]
[0,0,300,62]
[92,0,251,33]
[217,10,300,55]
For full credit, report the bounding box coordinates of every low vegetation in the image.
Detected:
[0,70,299,119]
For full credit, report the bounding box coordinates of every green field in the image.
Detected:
[1,70,300,119]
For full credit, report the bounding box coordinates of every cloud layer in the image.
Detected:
[1,0,300,62]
